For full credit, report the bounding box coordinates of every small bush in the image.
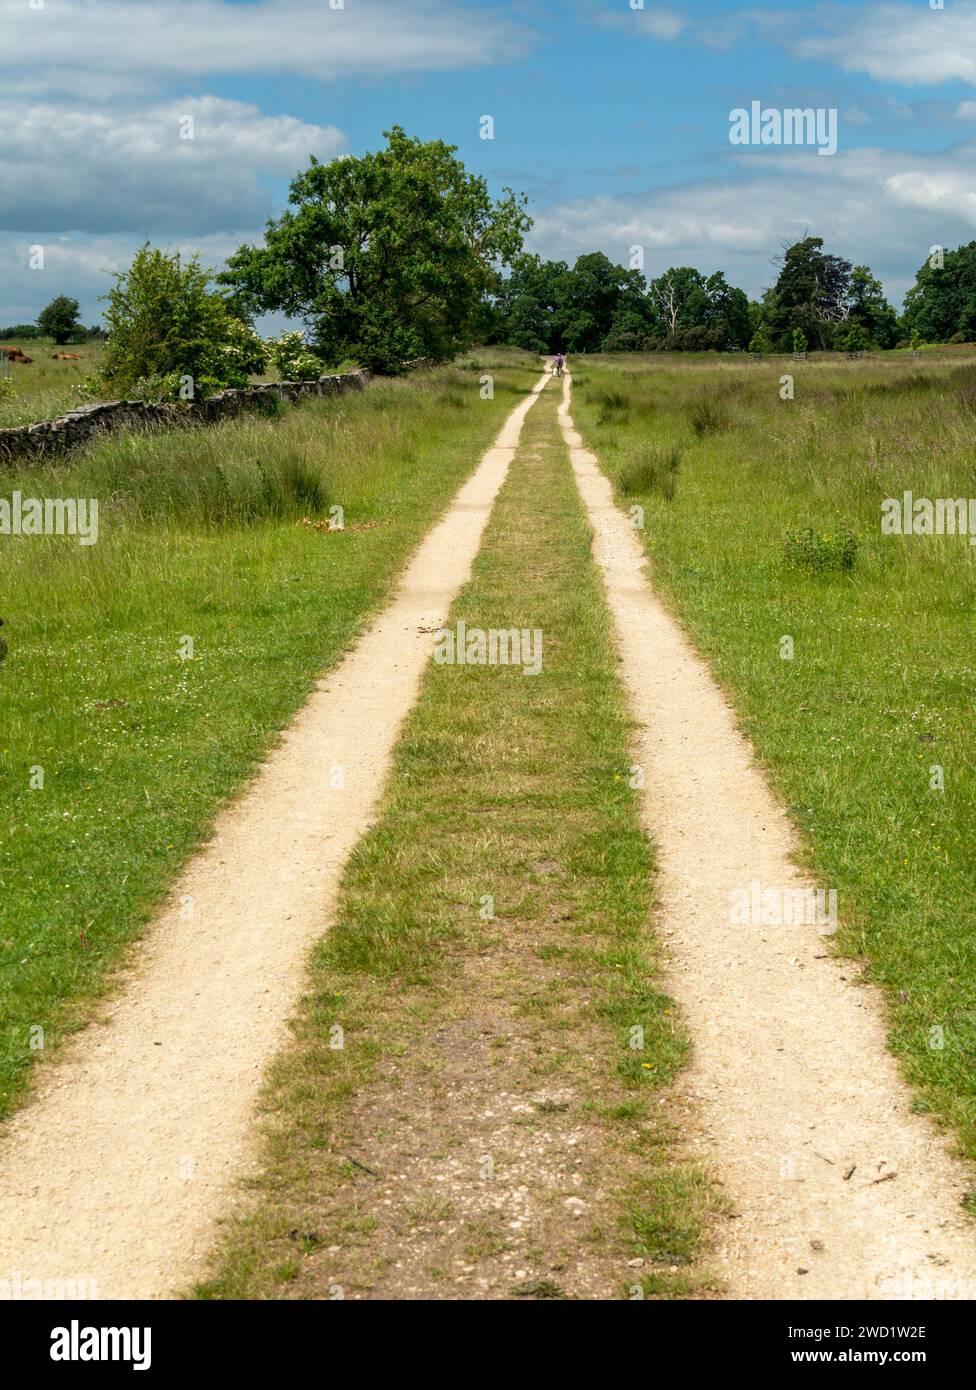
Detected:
[71,377,102,405]
[843,322,868,355]
[619,446,682,501]
[100,246,265,399]
[129,371,213,404]
[783,527,859,574]
[267,330,322,382]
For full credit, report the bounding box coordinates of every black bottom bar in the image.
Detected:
[1,1297,969,1374]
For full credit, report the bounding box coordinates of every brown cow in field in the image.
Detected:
[0,346,33,364]
[51,352,81,360]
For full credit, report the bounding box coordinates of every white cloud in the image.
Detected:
[1,0,532,93]
[622,4,976,90]
[765,2,976,88]
[610,4,743,48]
[632,9,687,42]
[885,168,976,222]
[0,230,248,325]
[526,140,976,306]
[0,0,536,314]
[0,97,345,233]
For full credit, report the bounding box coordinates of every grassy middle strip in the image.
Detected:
[196,379,718,1302]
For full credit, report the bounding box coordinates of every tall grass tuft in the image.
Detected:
[620,446,682,500]
[687,397,733,436]
[596,387,631,426]
[783,526,860,574]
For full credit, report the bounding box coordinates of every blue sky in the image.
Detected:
[2,0,975,324]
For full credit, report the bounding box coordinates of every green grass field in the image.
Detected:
[570,347,976,1162]
[0,350,539,1118]
[0,337,105,428]
[7,335,976,1291]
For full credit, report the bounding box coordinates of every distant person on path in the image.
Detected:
[553,352,565,377]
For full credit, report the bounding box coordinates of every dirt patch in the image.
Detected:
[276,946,649,1301]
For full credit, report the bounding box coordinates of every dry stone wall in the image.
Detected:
[0,371,370,467]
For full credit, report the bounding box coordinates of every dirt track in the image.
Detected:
[559,372,976,1300]
[0,373,548,1300]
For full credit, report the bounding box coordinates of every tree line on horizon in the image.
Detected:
[488,236,975,357]
[8,130,976,399]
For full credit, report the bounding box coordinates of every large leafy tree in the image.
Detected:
[903,242,976,342]
[702,272,752,350]
[555,252,650,352]
[846,265,898,348]
[647,266,709,337]
[222,127,530,374]
[494,251,656,353]
[764,236,852,349]
[644,266,750,349]
[37,295,82,345]
[493,254,570,353]
[601,305,657,352]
